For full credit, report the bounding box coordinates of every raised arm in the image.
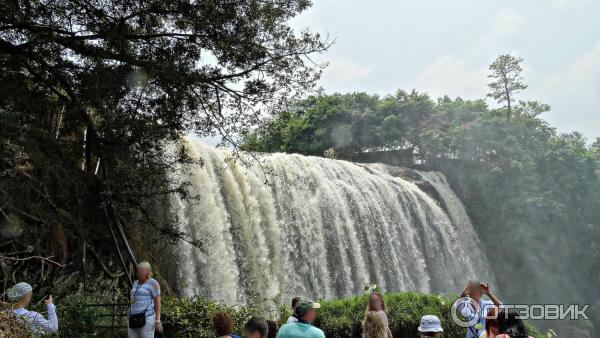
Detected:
[30,296,58,334]
[481,283,502,306]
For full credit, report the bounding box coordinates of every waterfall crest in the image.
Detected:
[169,138,494,306]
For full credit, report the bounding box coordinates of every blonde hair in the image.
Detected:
[363,311,387,338]
[137,261,153,279]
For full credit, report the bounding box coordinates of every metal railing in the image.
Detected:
[81,302,130,329]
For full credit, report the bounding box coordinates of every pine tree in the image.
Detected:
[487,54,527,120]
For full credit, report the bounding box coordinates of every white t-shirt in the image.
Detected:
[286,315,298,324]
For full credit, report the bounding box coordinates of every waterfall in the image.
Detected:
[169,138,495,307]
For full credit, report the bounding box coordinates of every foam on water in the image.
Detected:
[169,139,494,306]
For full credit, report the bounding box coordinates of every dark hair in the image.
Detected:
[244,317,269,338]
[367,292,386,311]
[266,320,278,338]
[485,306,499,336]
[291,296,301,308]
[213,312,233,336]
[419,332,442,337]
[497,309,528,338]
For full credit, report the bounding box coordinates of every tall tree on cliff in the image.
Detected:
[0,0,328,281]
[487,54,527,120]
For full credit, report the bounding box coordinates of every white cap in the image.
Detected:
[418,315,443,333]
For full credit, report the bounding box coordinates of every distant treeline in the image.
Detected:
[242,90,600,334]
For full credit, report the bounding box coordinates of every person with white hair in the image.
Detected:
[7,282,58,335]
[128,261,163,337]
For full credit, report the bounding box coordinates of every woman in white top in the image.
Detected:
[8,282,58,336]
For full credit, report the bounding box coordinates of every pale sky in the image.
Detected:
[290,0,600,141]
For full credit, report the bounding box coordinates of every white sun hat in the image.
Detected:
[418,315,444,332]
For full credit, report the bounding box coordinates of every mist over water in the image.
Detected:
[169,138,494,306]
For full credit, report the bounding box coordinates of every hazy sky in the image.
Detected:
[290,0,600,141]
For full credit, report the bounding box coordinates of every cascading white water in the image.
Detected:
[169,138,494,307]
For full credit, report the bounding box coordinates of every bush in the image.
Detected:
[314,292,464,338]
[0,302,30,338]
[161,296,260,338]
[44,292,547,338]
[54,294,127,338]
[314,292,544,338]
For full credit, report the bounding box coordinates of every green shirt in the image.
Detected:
[276,321,326,338]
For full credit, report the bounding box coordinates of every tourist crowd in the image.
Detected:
[5,262,533,338]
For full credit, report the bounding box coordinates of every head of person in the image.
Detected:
[213,312,233,337]
[418,315,443,338]
[497,309,528,338]
[266,320,278,338]
[7,282,33,306]
[368,292,386,312]
[244,317,268,338]
[485,306,500,336]
[466,280,483,300]
[291,296,301,310]
[362,311,386,338]
[136,261,153,281]
[294,298,321,323]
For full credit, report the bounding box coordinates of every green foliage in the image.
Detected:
[51,295,263,337]
[52,293,544,338]
[242,91,480,161]
[314,292,543,338]
[161,296,260,338]
[53,295,109,338]
[23,292,554,338]
[314,292,460,338]
[487,54,528,117]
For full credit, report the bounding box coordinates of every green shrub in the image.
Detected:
[49,292,546,338]
[314,292,464,338]
[53,294,127,338]
[161,296,259,337]
[314,292,543,338]
[54,295,96,337]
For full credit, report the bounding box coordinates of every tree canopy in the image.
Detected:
[0,0,327,291]
[242,90,483,160]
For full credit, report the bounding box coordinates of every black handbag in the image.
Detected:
[129,311,148,329]
[129,283,152,329]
